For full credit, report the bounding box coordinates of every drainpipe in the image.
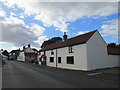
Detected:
[56,49,57,68]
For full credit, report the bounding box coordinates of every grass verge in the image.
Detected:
[0,60,6,66]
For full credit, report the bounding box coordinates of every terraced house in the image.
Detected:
[38,30,119,71]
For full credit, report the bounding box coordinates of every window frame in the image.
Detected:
[51,50,54,55]
[50,57,54,63]
[68,46,73,53]
[66,56,74,64]
[58,57,61,63]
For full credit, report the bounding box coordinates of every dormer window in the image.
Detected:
[51,50,54,55]
[68,46,73,53]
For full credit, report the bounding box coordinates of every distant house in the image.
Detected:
[17,50,25,61]
[38,30,119,71]
[17,44,38,63]
[9,49,20,60]
[0,50,8,60]
[2,50,9,59]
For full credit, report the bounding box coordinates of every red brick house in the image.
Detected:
[25,53,38,63]
[17,44,38,63]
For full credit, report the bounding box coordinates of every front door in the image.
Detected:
[41,57,46,65]
[43,57,46,65]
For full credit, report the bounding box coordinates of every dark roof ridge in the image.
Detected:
[40,30,97,51]
[46,30,97,45]
[66,29,97,41]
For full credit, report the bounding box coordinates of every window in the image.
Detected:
[50,57,54,62]
[51,50,54,55]
[58,57,61,63]
[68,46,73,53]
[39,58,41,61]
[67,56,74,64]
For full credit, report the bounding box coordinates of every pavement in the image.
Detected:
[2,60,119,88]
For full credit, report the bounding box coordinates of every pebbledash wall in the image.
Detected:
[39,31,119,71]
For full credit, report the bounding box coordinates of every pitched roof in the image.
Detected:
[32,48,38,52]
[40,30,97,51]
[21,48,28,52]
[25,53,37,56]
[10,49,20,53]
[107,47,120,55]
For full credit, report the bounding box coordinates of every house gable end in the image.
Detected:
[87,30,107,45]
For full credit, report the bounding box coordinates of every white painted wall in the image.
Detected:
[0,51,8,60]
[38,31,119,71]
[38,52,44,65]
[46,44,88,70]
[46,49,56,67]
[86,31,119,70]
[107,55,119,67]
[17,52,25,61]
[37,55,40,64]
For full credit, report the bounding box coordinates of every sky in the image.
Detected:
[0,0,119,52]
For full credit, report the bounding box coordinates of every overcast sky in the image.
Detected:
[0,0,119,52]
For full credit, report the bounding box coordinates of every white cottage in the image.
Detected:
[38,30,119,71]
[0,50,8,60]
[17,44,38,62]
[17,51,25,61]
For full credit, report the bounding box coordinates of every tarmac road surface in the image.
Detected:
[2,60,119,88]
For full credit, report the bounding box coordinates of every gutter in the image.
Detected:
[56,49,57,68]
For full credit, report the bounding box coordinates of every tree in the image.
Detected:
[107,43,120,49]
[107,43,116,48]
[116,44,120,49]
[41,37,62,48]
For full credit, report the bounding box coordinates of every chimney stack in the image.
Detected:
[63,32,67,41]
[28,44,30,48]
[23,46,25,49]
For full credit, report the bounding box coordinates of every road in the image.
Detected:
[2,60,119,88]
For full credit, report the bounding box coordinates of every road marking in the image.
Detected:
[87,72,102,76]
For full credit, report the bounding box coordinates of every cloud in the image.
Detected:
[35,36,48,46]
[10,12,16,16]
[100,19,118,38]
[19,15,24,19]
[0,1,118,49]
[0,8,6,17]
[77,31,89,35]
[29,24,45,37]
[2,16,25,25]
[0,0,118,33]
[1,16,47,48]
[10,46,19,51]
[34,2,118,32]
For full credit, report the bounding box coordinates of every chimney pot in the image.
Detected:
[23,46,25,49]
[63,32,67,41]
[28,44,30,48]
